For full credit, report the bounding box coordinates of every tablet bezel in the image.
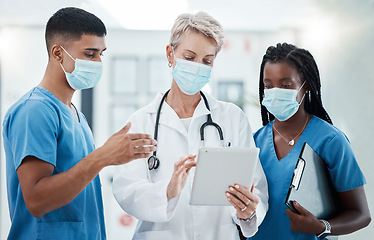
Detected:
[189,147,259,206]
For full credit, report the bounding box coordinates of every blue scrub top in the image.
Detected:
[2,87,106,240]
[249,116,366,240]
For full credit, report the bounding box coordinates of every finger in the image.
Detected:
[118,122,131,134]
[184,160,196,169]
[229,186,249,205]
[174,156,188,171]
[128,133,153,140]
[286,208,293,216]
[186,166,194,174]
[292,201,308,215]
[133,145,157,154]
[241,184,259,204]
[226,191,246,210]
[234,184,249,193]
[174,154,196,171]
[133,138,157,148]
[132,152,152,160]
[232,184,259,204]
[185,154,197,160]
[286,208,301,222]
[174,164,186,176]
[285,208,295,217]
[226,192,241,209]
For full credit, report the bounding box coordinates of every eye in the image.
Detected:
[263,82,273,89]
[184,56,194,61]
[85,53,95,59]
[203,60,212,65]
[281,84,292,88]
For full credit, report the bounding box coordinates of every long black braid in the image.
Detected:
[259,43,332,126]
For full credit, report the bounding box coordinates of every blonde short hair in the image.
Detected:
[169,12,224,54]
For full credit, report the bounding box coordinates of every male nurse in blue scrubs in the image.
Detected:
[2,7,156,240]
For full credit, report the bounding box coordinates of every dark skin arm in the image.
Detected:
[17,123,156,218]
[286,186,371,236]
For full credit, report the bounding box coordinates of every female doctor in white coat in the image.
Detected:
[112,12,268,240]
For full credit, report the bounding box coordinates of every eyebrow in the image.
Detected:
[279,78,293,82]
[85,48,107,52]
[264,78,292,81]
[185,49,215,57]
[263,78,293,84]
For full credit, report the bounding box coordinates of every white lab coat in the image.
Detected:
[112,92,268,240]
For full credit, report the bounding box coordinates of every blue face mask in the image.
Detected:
[172,58,212,95]
[262,81,306,121]
[60,46,103,90]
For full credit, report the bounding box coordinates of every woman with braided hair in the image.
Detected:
[249,43,371,239]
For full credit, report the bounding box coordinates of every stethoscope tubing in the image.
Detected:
[148,90,223,170]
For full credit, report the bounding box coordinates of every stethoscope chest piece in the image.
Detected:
[148,155,160,170]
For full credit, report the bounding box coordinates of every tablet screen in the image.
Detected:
[190,147,259,206]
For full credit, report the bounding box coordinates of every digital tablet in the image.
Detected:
[190,147,259,206]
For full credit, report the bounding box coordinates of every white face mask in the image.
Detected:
[59,46,103,90]
[261,81,306,121]
[171,58,212,95]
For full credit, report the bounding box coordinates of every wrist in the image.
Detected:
[237,211,256,222]
[83,148,107,172]
[316,220,331,239]
[166,183,177,201]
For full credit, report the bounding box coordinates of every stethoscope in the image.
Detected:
[147,89,224,170]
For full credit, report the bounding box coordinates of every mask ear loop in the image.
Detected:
[299,91,307,104]
[60,45,76,61]
[297,81,308,104]
[59,45,76,74]
[60,63,67,73]
[298,80,307,91]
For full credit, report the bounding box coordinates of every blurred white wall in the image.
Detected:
[299,3,374,238]
[1,0,373,239]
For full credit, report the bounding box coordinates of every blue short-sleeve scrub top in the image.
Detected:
[248,115,366,240]
[2,87,106,240]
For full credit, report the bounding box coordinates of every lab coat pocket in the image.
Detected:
[133,230,172,240]
[36,221,85,240]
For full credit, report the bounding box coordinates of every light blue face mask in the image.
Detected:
[262,81,306,121]
[60,46,103,90]
[172,58,212,95]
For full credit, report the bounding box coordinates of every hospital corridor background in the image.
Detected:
[0,0,373,239]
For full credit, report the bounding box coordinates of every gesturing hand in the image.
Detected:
[285,201,325,235]
[167,154,197,201]
[226,183,259,220]
[95,122,157,166]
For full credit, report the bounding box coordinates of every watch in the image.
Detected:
[316,220,331,239]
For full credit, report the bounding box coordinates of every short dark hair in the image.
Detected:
[259,43,332,126]
[45,7,107,55]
